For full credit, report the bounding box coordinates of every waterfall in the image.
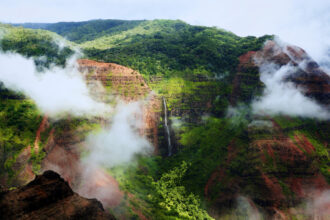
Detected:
[163,97,172,156]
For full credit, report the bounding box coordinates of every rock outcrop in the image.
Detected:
[255,41,330,105]
[0,170,116,220]
[78,59,162,149]
[231,40,330,106]
[40,118,124,210]
[1,59,162,213]
[39,60,161,215]
[78,59,150,102]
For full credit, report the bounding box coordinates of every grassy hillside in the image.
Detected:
[15,19,145,43]
[16,19,272,76]
[82,20,272,77]
[0,84,43,181]
[0,23,74,67]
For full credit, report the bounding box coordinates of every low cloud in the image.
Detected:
[222,196,264,220]
[0,52,109,117]
[170,116,183,132]
[84,101,152,168]
[226,104,250,126]
[252,63,329,120]
[41,101,153,208]
[304,190,330,219]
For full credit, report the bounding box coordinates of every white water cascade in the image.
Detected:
[163,97,172,156]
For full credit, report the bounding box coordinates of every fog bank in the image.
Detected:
[0,52,109,117]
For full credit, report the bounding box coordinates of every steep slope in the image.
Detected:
[232,40,330,106]
[202,40,330,218]
[255,41,330,105]
[204,117,329,218]
[78,59,151,101]
[0,23,74,67]
[82,20,272,77]
[111,39,329,219]
[40,121,125,209]
[0,170,116,220]
[0,85,50,187]
[17,19,271,76]
[77,58,162,148]
[14,19,145,43]
[37,60,162,219]
[0,58,163,218]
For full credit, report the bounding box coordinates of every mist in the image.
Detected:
[226,104,250,127]
[251,38,330,120]
[70,101,152,206]
[41,100,153,208]
[84,101,152,168]
[235,196,263,220]
[0,52,109,117]
[304,190,330,219]
[252,63,329,119]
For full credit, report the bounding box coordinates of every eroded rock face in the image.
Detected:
[78,59,162,148]
[0,170,116,220]
[205,119,330,219]
[232,40,330,106]
[256,41,330,105]
[78,59,151,102]
[39,60,161,213]
[2,59,162,213]
[40,119,125,210]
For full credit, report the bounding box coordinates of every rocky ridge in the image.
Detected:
[232,40,330,106]
[0,170,116,220]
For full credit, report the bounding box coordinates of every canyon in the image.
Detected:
[0,20,329,219]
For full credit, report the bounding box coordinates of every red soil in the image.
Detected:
[34,115,49,153]
[78,59,162,150]
[78,59,150,102]
[42,142,124,209]
[38,60,163,212]
[261,173,285,207]
[287,174,328,199]
[204,140,238,198]
[293,134,315,154]
[78,167,124,208]
[238,51,256,69]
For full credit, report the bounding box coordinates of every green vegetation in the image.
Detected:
[82,20,272,77]
[177,117,245,195]
[106,115,261,220]
[148,162,213,219]
[272,116,329,182]
[286,119,330,182]
[0,23,74,68]
[0,24,77,180]
[111,159,213,219]
[150,77,230,114]
[0,88,42,179]
[16,19,145,43]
